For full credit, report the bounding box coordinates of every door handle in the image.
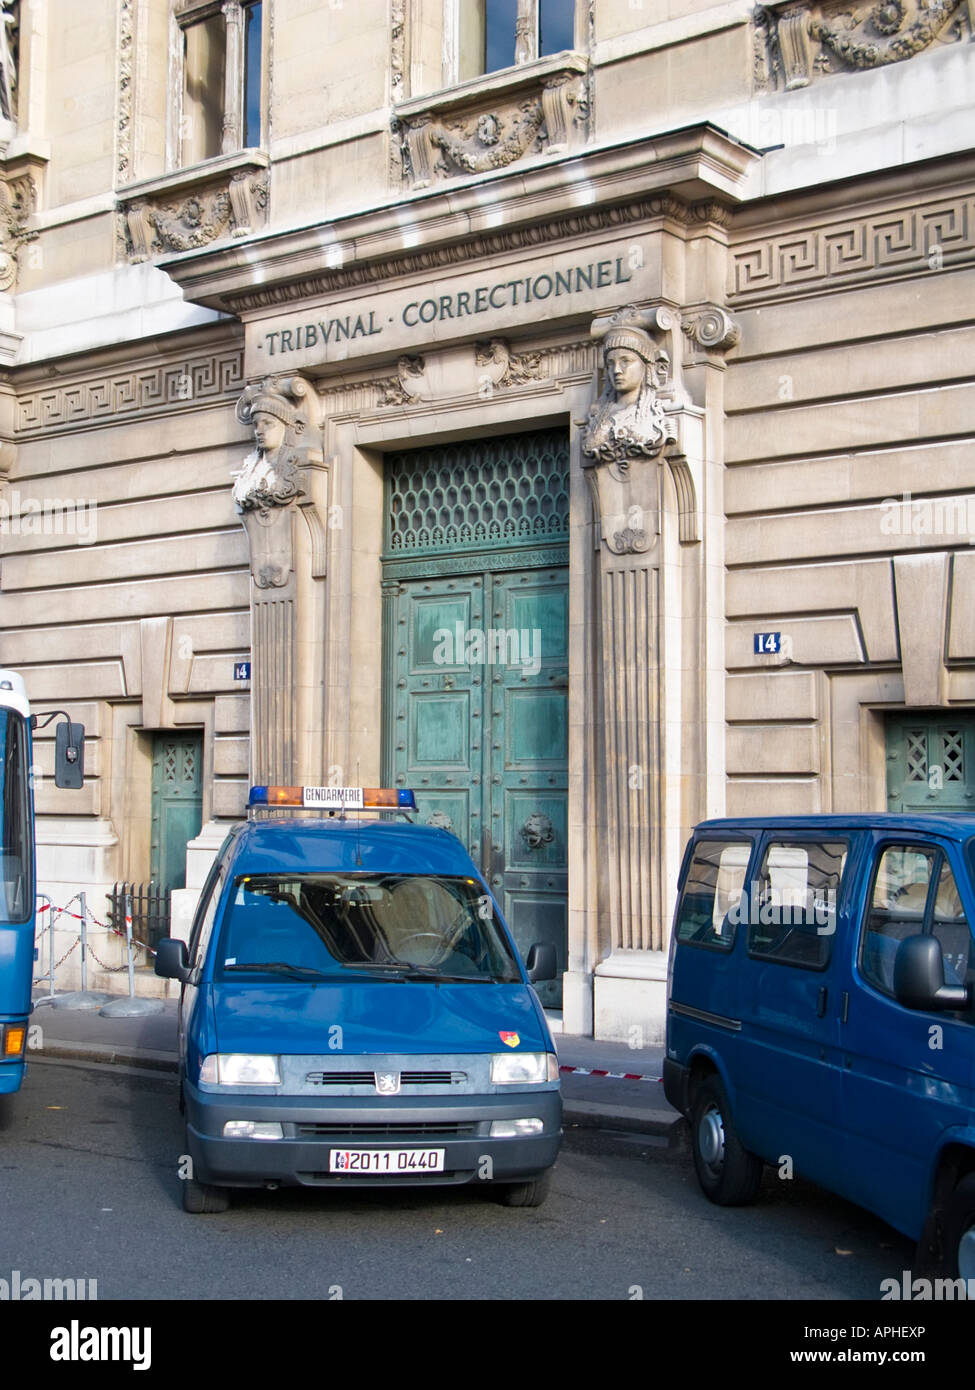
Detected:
[816,986,827,1018]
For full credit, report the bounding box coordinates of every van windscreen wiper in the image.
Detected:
[224,961,347,981]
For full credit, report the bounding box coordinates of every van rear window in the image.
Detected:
[675,840,752,950]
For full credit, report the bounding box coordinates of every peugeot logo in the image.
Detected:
[375,1071,401,1095]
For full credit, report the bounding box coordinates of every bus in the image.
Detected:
[0,669,83,1096]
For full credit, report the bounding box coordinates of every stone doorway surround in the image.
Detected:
[158,126,758,1039]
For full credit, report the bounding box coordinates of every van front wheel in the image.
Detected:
[690,1076,763,1206]
[944,1174,975,1282]
[494,1169,553,1208]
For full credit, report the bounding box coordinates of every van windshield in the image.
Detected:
[216,872,520,984]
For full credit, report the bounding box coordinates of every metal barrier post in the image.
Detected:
[79,891,88,994]
[43,893,113,1011]
[125,891,136,998]
[99,887,164,1017]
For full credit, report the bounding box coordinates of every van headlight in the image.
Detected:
[490,1053,558,1084]
[199,1054,281,1086]
[223,1121,284,1140]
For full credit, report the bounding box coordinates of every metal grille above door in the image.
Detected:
[382,431,570,1006]
[886,716,975,812]
[385,429,570,573]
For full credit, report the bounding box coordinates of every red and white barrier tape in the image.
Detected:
[559,1065,662,1082]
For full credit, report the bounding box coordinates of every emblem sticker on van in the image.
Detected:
[499,1032,520,1047]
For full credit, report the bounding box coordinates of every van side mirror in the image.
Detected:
[54,721,85,789]
[525,942,557,982]
[893,934,969,1012]
[155,937,191,983]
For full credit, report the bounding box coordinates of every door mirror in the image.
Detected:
[155,936,191,983]
[525,942,557,982]
[893,934,969,1012]
[54,722,85,789]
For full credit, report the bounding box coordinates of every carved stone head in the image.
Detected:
[582,315,672,467]
[232,377,311,516]
[236,379,307,455]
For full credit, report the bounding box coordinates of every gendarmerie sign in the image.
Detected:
[244,235,653,376]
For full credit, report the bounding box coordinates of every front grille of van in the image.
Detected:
[295,1122,477,1139]
[304,1070,466,1087]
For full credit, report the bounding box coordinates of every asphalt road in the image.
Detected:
[0,1057,924,1303]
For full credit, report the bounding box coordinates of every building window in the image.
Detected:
[457,0,576,83]
[175,0,263,168]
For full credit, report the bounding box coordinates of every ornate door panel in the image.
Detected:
[382,431,569,1005]
[886,716,975,813]
[389,575,486,863]
[150,733,204,892]
[490,568,568,1008]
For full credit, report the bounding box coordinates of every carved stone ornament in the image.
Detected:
[232,376,323,589]
[581,308,676,470]
[682,306,742,353]
[394,56,589,189]
[377,355,426,406]
[119,165,269,263]
[0,170,36,292]
[474,339,544,389]
[582,306,701,553]
[758,0,970,89]
[390,0,406,103]
[0,1,17,124]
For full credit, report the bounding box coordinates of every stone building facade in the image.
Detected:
[0,0,972,1037]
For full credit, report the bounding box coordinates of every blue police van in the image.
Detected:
[156,786,561,1212]
[664,814,975,1280]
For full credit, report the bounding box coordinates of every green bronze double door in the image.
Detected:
[382,431,569,1006]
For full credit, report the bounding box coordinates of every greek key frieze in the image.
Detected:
[16,350,245,435]
[731,196,975,299]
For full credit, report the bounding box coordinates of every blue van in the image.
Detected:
[156,787,561,1212]
[664,814,975,1280]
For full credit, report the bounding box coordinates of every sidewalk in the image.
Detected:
[29,988,681,1137]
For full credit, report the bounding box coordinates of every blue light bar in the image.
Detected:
[247,786,417,811]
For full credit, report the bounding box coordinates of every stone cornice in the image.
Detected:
[159,124,758,315]
[393,51,588,123]
[9,318,242,392]
[730,148,975,234]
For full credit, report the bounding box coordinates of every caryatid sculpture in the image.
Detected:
[232,376,316,588]
[581,307,679,555]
